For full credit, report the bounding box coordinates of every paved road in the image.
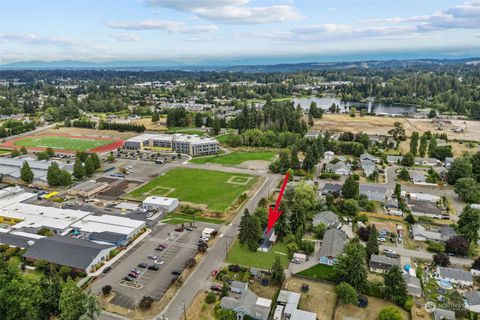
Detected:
[380,245,473,267]
[157,172,281,320]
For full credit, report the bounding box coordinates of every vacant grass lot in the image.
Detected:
[190,151,277,166]
[127,168,257,211]
[13,136,114,152]
[296,264,336,281]
[161,213,224,225]
[226,240,289,269]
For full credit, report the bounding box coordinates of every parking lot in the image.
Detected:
[91,221,215,309]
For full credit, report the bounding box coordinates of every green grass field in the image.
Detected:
[127,168,257,211]
[189,151,277,166]
[296,264,336,281]
[0,149,11,155]
[161,213,224,225]
[13,136,114,152]
[227,240,290,269]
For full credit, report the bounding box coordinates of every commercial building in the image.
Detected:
[71,214,145,242]
[0,157,73,184]
[124,133,219,156]
[67,180,109,197]
[142,196,179,212]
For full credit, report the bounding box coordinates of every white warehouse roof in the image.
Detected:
[143,196,178,206]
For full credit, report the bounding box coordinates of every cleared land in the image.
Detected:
[226,240,289,269]
[127,168,257,211]
[334,295,409,320]
[161,213,224,225]
[12,135,115,152]
[189,151,277,166]
[313,114,480,142]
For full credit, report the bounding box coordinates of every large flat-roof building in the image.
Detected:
[0,157,73,184]
[142,196,179,212]
[124,133,219,156]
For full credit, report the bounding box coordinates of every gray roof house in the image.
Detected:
[414,157,441,166]
[408,199,445,219]
[277,290,316,320]
[230,281,249,294]
[369,254,400,273]
[23,235,114,272]
[258,228,277,252]
[409,170,427,183]
[361,159,377,177]
[465,290,480,313]
[411,225,456,242]
[403,274,422,297]
[319,229,347,265]
[220,289,272,320]
[325,161,351,175]
[386,155,403,164]
[321,183,342,195]
[435,266,474,287]
[445,157,454,168]
[433,308,456,320]
[359,184,387,202]
[360,153,379,163]
[312,211,340,229]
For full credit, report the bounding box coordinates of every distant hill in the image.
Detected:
[0,57,479,72]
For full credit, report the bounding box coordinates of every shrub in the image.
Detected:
[378,306,402,320]
[426,240,445,253]
[102,285,112,295]
[139,296,154,310]
[205,292,216,304]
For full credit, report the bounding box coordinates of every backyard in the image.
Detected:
[189,151,277,166]
[126,167,258,211]
[226,240,289,269]
[296,264,336,281]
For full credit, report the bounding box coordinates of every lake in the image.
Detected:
[291,97,417,115]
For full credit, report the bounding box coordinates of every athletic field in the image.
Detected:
[189,151,277,166]
[127,167,258,211]
[1,134,124,153]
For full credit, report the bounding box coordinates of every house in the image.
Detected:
[230,281,249,294]
[385,198,403,216]
[414,157,441,166]
[292,252,308,263]
[325,161,351,175]
[220,289,272,320]
[433,308,456,320]
[411,225,456,242]
[444,157,454,168]
[258,228,277,252]
[360,153,379,163]
[324,151,334,162]
[312,211,340,229]
[409,193,441,203]
[319,229,347,265]
[359,184,387,202]
[409,170,426,184]
[23,235,115,273]
[403,274,422,297]
[464,290,480,313]
[408,199,445,219]
[370,221,397,239]
[369,135,397,148]
[369,254,400,273]
[142,196,179,212]
[435,266,474,287]
[361,160,377,177]
[276,290,317,320]
[321,183,342,195]
[386,155,403,164]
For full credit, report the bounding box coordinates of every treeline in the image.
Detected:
[99,121,145,132]
[0,120,35,138]
[230,100,307,134]
[68,118,96,128]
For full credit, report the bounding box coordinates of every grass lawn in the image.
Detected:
[226,240,289,269]
[127,168,257,211]
[0,149,11,155]
[161,213,224,225]
[296,264,336,281]
[13,136,114,152]
[216,134,232,144]
[189,151,277,166]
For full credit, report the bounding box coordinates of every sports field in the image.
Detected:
[2,134,124,153]
[127,167,258,211]
[189,151,277,166]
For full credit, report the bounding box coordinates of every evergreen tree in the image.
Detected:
[194,113,204,127]
[384,266,408,306]
[458,206,480,243]
[59,278,86,320]
[47,162,61,186]
[448,157,472,185]
[73,158,85,179]
[366,225,379,261]
[428,137,437,158]
[401,152,415,167]
[151,112,160,123]
[89,153,101,170]
[238,210,262,251]
[302,145,317,172]
[342,176,359,199]
[334,239,368,292]
[290,148,301,170]
[212,117,221,135]
[336,282,358,305]
[84,156,95,176]
[79,292,100,320]
[471,152,480,181]
[270,256,285,285]
[410,132,419,156]
[20,161,34,183]
[419,134,428,157]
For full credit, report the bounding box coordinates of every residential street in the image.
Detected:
[380,245,473,267]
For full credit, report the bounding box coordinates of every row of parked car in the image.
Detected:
[123,243,169,282]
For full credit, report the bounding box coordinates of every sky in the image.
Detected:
[0,0,480,65]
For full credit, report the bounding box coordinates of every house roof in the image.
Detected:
[312,211,339,227]
[325,161,351,173]
[290,308,317,320]
[0,232,44,248]
[403,274,422,296]
[88,231,126,244]
[386,155,403,162]
[359,184,387,202]
[221,290,271,320]
[230,281,248,290]
[322,183,342,194]
[319,229,347,258]
[23,235,114,270]
[438,267,473,283]
[408,199,443,216]
[412,224,443,241]
[433,308,456,320]
[465,291,480,307]
[259,228,276,249]
[369,254,399,270]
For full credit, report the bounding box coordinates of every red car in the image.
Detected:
[211,270,218,278]
[174,227,184,232]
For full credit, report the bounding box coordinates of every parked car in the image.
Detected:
[185,226,194,231]
[128,272,139,278]
[148,265,160,271]
[137,263,147,268]
[103,266,112,274]
[291,258,302,264]
[174,226,184,232]
[131,268,141,275]
[211,270,218,277]
[155,246,165,251]
[210,285,222,292]
[148,255,158,260]
[124,276,135,282]
[171,270,182,276]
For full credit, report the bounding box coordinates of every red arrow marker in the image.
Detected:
[266,172,290,233]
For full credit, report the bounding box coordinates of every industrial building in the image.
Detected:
[124,133,219,156]
[142,196,179,212]
[0,157,73,184]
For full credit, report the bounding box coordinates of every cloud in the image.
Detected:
[143,0,302,24]
[113,33,141,42]
[108,20,218,34]
[0,33,77,46]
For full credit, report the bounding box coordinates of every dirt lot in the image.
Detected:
[132,118,167,132]
[313,114,480,142]
[283,277,337,320]
[411,303,431,320]
[334,295,410,320]
[46,126,137,140]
